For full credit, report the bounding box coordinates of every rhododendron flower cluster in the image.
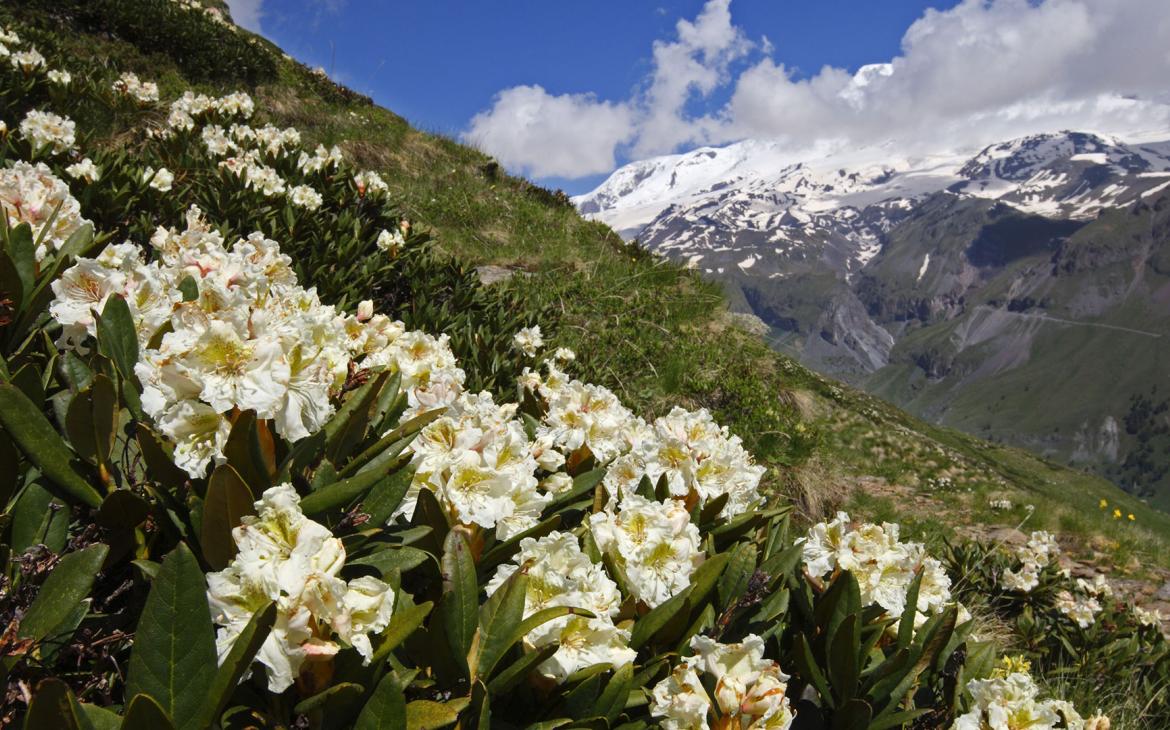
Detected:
[19,109,75,154]
[164,90,254,133]
[650,634,795,730]
[112,71,159,103]
[219,151,286,197]
[47,69,71,86]
[953,671,1092,730]
[49,206,464,477]
[1001,531,1061,593]
[207,485,394,693]
[0,160,90,261]
[398,391,547,539]
[486,532,634,683]
[1054,589,1101,629]
[298,143,345,174]
[9,48,44,72]
[143,166,174,192]
[353,170,388,198]
[512,325,543,357]
[802,512,958,623]
[589,494,704,608]
[65,157,100,182]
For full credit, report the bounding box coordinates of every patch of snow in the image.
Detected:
[1070,153,1109,164]
[916,254,931,283]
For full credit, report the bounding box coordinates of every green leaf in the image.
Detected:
[325,371,390,464]
[629,586,692,651]
[595,662,634,724]
[351,546,431,576]
[125,544,218,730]
[355,672,407,730]
[293,682,364,715]
[97,490,151,530]
[440,530,478,676]
[0,383,102,508]
[828,614,861,703]
[178,276,198,302]
[7,223,35,303]
[135,424,189,490]
[794,633,834,710]
[120,694,175,730]
[341,406,443,479]
[472,567,529,680]
[79,704,122,730]
[96,295,139,384]
[832,699,873,730]
[371,600,434,664]
[65,375,118,468]
[405,698,469,730]
[200,464,255,570]
[222,411,270,498]
[24,678,87,730]
[360,466,414,526]
[486,643,558,695]
[0,251,24,321]
[194,602,276,730]
[19,543,108,642]
[300,467,390,515]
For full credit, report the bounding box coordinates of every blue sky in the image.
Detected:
[231,0,1170,194]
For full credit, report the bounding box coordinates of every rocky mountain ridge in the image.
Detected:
[576,131,1170,506]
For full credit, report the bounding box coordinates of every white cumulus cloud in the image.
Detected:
[467,0,1170,180]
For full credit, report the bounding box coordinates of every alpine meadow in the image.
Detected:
[1,2,1169,729]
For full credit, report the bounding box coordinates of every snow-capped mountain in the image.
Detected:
[574,131,1170,280]
[573,130,1170,503]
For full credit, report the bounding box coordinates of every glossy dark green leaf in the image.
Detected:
[472,566,528,681]
[404,697,469,730]
[125,544,218,730]
[121,693,176,730]
[23,678,86,730]
[293,682,364,715]
[371,600,434,663]
[19,543,108,643]
[96,295,138,384]
[300,467,390,515]
[351,546,431,576]
[355,672,407,730]
[200,464,255,570]
[0,383,102,508]
[440,530,478,676]
[222,411,270,498]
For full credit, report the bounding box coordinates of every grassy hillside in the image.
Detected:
[10,1,1166,573]
[4,3,1170,727]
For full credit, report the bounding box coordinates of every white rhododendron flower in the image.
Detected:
[553,347,576,362]
[354,170,388,197]
[10,48,45,72]
[375,227,404,253]
[288,184,323,210]
[953,672,1088,730]
[19,109,75,153]
[512,325,543,357]
[207,485,394,692]
[1000,530,1062,594]
[399,392,547,539]
[589,494,704,608]
[50,206,465,476]
[1134,605,1164,628]
[1,160,90,262]
[298,143,345,174]
[143,166,174,192]
[486,531,632,683]
[47,69,71,85]
[1054,590,1101,629]
[219,152,286,196]
[112,71,159,103]
[651,658,712,730]
[65,157,100,182]
[802,512,957,623]
[652,634,795,730]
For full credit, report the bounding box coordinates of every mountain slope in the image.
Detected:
[578,131,1170,507]
[10,0,1170,572]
